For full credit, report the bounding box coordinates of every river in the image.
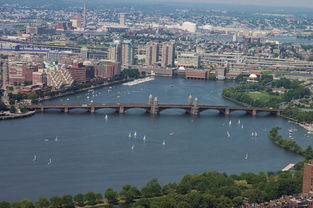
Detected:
[0,78,312,201]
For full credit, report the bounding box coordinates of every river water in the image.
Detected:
[0,78,312,201]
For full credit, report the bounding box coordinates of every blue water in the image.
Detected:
[0,78,312,201]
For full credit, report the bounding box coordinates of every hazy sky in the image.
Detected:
[149,0,313,8]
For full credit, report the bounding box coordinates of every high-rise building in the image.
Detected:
[121,40,134,66]
[119,13,126,26]
[70,13,82,29]
[303,160,313,193]
[161,41,175,67]
[145,42,159,66]
[109,40,122,63]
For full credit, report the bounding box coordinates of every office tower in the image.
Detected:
[233,32,238,42]
[83,0,87,28]
[303,160,313,193]
[119,13,126,26]
[109,40,122,63]
[81,47,89,60]
[121,40,134,66]
[70,13,82,29]
[161,41,175,67]
[145,42,159,66]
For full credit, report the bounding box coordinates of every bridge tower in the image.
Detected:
[190,97,199,116]
[188,95,193,105]
[150,97,159,115]
[148,94,153,105]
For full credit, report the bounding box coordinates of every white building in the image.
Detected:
[181,22,197,33]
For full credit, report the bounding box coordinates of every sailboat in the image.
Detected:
[162,140,166,146]
[128,132,132,138]
[238,120,241,125]
[229,120,232,126]
[131,145,135,151]
[105,114,108,120]
[33,155,37,161]
[251,132,254,137]
[226,131,231,138]
[143,136,146,142]
[241,124,244,129]
[254,131,258,137]
[245,153,248,160]
[54,136,58,142]
[134,131,137,138]
[48,158,52,165]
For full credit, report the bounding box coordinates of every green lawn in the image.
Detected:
[247,91,281,102]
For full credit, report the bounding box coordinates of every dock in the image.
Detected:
[282,163,295,171]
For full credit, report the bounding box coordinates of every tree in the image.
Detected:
[9,106,16,113]
[0,202,10,208]
[119,184,140,204]
[0,101,8,111]
[95,193,103,203]
[73,193,85,206]
[35,198,50,208]
[50,196,62,208]
[21,200,34,208]
[141,178,162,198]
[61,195,74,208]
[104,188,118,204]
[84,192,96,205]
[11,202,22,208]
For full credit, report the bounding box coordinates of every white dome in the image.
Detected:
[249,74,257,79]
[178,66,185,71]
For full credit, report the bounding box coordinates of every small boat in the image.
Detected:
[90,100,94,103]
[251,132,254,137]
[128,133,132,138]
[226,131,230,138]
[48,158,52,165]
[131,145,134,151]
[33,155,37,161]
[134,131,137,138]
[66,98,69,101]
[162,140,166,146]
[245,153,248,160]
[143,136,146,142]
[254,131,258,137]
[87,96,90,99]
[44,138,49,142]
[238,120,241,125]
[54,136,58,142]
[241,124,244,129]
[229,120,232,126]
[169,131,175,136]
[105,115,108,120]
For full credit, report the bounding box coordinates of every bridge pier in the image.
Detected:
[150,97,159,115]
[223,108,230,116]
[252,109,257,116]
[119,106,125,114]
[90,107,95,113]
[190,97,199,116]
[41,107,44,112]
[64,107,69,113]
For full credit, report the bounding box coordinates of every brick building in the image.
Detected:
[303,160,313,193]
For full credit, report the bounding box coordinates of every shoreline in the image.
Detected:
[36,79,130,102]
[0,111,36,120]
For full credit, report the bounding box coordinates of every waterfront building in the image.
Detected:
[67,62,95,83]
[8,62,39,84]
[303,160,313,193]
[161,41,175,67]
[185,69,207,80]
[95,60,121,80]
[32,70,47,86]
[177,53,200,68]
[145,42,159,66]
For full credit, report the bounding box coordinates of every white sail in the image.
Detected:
[54,136,58,142]
[227,131,230,138]
[131,145,135,151]
[241,124,244,129]
[245,153,248,160]
[105,115,108,120]
[128,133,132,138]
[48,158,52,165]
[162,140,166,146]
[143,136,146,142]
[238,120,241,125]
[251,132,254,137]
[134,131,137,138]
[229,120,232,126]
[33,155,37,161]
